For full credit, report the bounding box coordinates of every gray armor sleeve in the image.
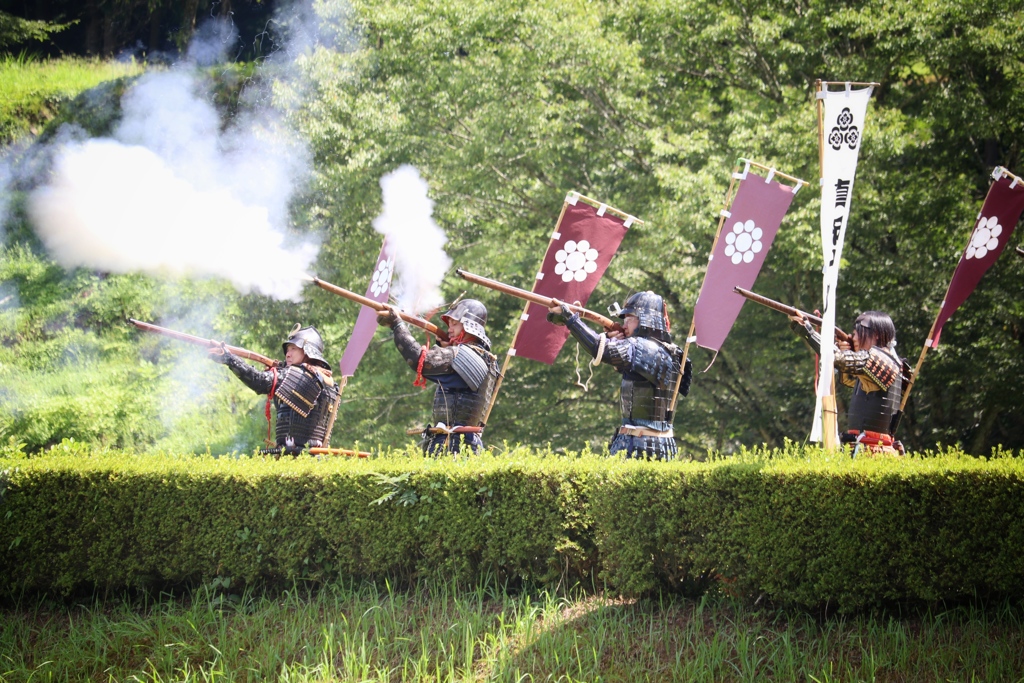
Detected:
[223,353,276,395]
[391,320,456,375]
[564,311,633,370]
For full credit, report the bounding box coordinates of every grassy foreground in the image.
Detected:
[2,580,1023,682]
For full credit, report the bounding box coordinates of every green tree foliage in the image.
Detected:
[296,0,1024,454]
[0,11,73,50]
[3,0,1024,454]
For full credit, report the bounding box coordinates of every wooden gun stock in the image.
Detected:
[128,319,278,367]
[733,287,853,345]
[456,269,622,332]
[311,277,449,343]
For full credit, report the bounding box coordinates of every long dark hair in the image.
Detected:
[854,311,896,348]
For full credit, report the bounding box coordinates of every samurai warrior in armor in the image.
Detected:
[794,310,906,456]
[209,325,340,455]
[549,291,692,460]
[378,299,499,455]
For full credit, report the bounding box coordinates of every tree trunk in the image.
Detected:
[84,0,101,55]
[179,0,200,50]
[148,4,163,54]
[102,10,116,57]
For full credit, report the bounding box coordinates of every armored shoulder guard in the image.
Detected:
[630,338,679,388]
[451,344,494,391]
[836,347,900,391]
[273,364,324,418]
[862,348,901,390]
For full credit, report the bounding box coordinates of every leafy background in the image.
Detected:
[2,0,1023,455]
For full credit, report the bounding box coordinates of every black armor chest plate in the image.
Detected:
[430,346,499,427]
[847,378,901,434]
[273,366,339,449]
[618,338,680,428]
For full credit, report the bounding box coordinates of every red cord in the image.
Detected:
[413,346,427,388]
[265,366,279,442]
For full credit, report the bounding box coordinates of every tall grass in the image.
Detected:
[2,580,1022,682]
[0,55,144,143]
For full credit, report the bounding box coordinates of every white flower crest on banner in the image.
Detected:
[554,239,599,282]
[370,257,395,296]
[965,216,1003,260]
[724,220,763,264]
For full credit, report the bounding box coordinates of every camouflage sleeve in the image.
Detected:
[222,353,276,395]
[391,320,456,375]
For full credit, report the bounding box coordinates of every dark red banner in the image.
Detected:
[510,199,632,364]
[930,172,1024,348]
[692,169,798,352]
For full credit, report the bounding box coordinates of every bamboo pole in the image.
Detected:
[669,165,742,415]
[815,79,839,449]
[899,168,1012,414]
[819,81,881,88]
[481,199,571,426]
[570,192,645,226]
[737,158,810,188]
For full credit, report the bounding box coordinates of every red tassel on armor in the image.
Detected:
[413,346,428,388]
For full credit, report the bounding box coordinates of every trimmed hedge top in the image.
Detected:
[2,443,1022,611]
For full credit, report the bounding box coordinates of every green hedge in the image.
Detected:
[1,444,1022,611]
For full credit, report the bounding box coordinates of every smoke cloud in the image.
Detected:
[372,165,451,314]
[26,24,318,301]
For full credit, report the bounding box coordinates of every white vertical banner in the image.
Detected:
[811,83,874,442]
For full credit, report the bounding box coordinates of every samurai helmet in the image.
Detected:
[441,299,490,348]
[283,324,331,369]
[617,291,672,342]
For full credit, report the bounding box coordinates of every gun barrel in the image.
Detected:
[311,277,448,342]
[732,287,823,327]
[456,269,618,329]
[732,287,852,344]
[128,318,277,367]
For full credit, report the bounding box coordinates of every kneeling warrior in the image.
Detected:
[377,300,499,454]
[549,291,692,459]
[793,311,905,456]
[210,325,340,455]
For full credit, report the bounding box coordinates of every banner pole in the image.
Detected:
[900,322,935,413]
[814,79,840,449]
[669,165,742,414]
[900,170,1007,415]
[481,197,572,426]
[481,301,526,426]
